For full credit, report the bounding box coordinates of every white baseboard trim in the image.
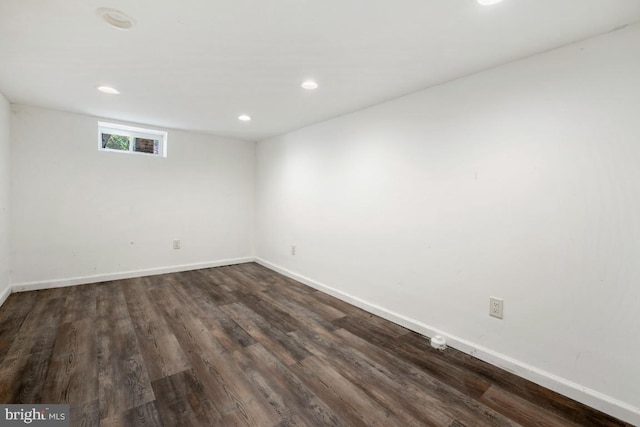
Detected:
[254,257,640,426]
[0,284,11,307]
[9,257,254,293]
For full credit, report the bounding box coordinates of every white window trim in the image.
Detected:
[98,121,168,158]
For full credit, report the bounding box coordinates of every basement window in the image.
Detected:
[98,122,168,157]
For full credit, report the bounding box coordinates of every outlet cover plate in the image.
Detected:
[490,297,504,319]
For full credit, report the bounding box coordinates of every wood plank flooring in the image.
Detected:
[0,263,631,426]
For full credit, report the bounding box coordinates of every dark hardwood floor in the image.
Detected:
[0,263,630,426]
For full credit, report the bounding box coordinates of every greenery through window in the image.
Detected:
[102,133,131,151]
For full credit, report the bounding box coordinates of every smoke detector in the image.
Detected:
[96,8,135,30]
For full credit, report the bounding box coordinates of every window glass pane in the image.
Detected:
[99,121,167,157]
[134,137,158,154]
[102,133,130,151]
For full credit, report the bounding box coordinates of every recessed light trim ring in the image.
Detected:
[96,85,120,95]
[301,80,319,90]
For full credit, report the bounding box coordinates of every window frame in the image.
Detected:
[98,121,168,158]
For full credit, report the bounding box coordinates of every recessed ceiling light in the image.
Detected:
[301,80,319,90]
[96,85,120,95]
[238,114,251,122]
[96,7,135,30]
[477,0,504,5]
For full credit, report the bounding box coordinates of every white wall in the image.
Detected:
[0,93,10,302]
[10,105,255,287]
[256,23,640,423]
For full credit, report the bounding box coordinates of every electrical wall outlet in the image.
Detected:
[489,297,504,319]
[291,245,296,256]
[173,239,181,250]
